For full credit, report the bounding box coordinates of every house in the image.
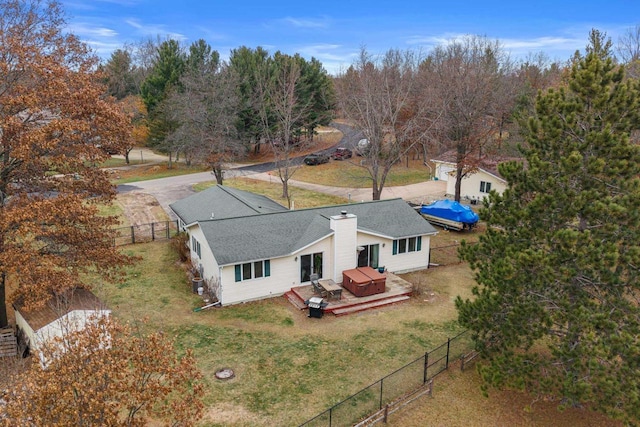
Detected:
[170,185,437,306]
[431,150,509,202]
[13,288,110,362]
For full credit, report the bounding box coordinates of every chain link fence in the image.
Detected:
[299,330,475,427]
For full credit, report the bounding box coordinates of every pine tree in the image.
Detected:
[457,30,640,424]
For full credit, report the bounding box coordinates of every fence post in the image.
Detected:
[423,351,429,384]
[379,379,384,409]
[329,407,332,427]
[446,337,451,369]
[130,226,135,244]
[151,222,155,241]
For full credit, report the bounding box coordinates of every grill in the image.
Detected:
[305,297,328,318]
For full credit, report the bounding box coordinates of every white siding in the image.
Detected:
[330,213,357,282]
[219,239,333,305]
[16,309,110,355]
[357,233,431,274]
[448,169,507,201]
[386,235,432,273]
[435,162,456,181]
[194,215,433,306]
[187,225,219,279]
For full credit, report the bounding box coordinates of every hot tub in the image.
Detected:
[342,267,386,297]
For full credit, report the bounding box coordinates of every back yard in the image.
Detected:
[92,172,620,426]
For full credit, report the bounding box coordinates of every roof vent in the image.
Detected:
[341,210,347,216]
[210,212,215,219]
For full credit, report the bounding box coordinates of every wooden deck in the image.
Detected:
[285,272,413,316]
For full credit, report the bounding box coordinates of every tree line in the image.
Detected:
[2,0,640,424]
[100,28,640,203]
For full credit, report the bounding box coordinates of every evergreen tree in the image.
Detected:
[102,48,137,99]
[229,46,271,152]
[140,39,185,149]
[457,30,640,424]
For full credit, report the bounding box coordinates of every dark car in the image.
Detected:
[331,147,353,160]
[303,152,330,165]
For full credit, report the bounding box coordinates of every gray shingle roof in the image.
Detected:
[196,198,437,265]
[169,185,287,225]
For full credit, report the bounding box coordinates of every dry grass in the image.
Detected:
[293,157,431,188]
[195,177,349,209]
[388,367,621,427]
[97,243,617,427]
[95,243,472,426]
[112,163,209,185]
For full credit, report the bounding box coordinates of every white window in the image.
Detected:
[393,236,422,255]
[480,181,492,193]
[235,260,271,282]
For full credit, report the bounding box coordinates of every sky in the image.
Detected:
[62,0,640,74]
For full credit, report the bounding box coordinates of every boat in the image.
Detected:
[419,199,479,231]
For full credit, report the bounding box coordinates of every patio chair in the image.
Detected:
[310,274,326,297]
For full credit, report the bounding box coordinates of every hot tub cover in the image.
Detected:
[419,200,479,225]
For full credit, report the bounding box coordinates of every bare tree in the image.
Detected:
[335,48,432,200]
[256,53,313,206]
[166,41,242,183]
[425,36,514,201]
[618,24,640,78]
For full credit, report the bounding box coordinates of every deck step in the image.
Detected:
[284,291,308,310]
[332,295,411,316]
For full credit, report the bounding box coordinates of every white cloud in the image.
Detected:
[68,23,118,38]
[281,16,330,29]
[406,32,586,61]
[125,19,187,41]
[297,44,358,75]
[501,36,583,54]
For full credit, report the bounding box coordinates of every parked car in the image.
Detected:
[331,147,353,160]
[356,138,370,156]
[303,152,330,165]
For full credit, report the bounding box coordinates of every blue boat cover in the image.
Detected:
[419,199,479,225]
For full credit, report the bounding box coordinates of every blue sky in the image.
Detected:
[63,0,639,74]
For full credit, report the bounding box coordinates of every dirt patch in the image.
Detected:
[115,193,170,227]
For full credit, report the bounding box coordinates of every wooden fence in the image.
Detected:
[114,220,180,246]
